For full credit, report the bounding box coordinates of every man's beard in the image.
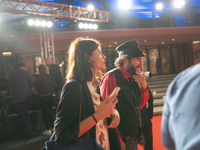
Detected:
[125,61,136,76]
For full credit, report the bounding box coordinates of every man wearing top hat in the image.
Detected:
[100,40,150,150]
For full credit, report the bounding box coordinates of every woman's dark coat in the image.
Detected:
[54,80,121,150]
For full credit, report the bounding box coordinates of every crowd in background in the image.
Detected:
[0,58,64,142]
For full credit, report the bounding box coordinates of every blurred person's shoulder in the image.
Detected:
[175,64,200,84]
[167,64,200,98]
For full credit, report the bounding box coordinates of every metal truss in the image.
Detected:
[0,0,110,22]
[0,0,110,65]
[39,28,55,64]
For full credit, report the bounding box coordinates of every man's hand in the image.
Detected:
[107,108,120,128]
[132,72,147,90]
[121,141,126,150]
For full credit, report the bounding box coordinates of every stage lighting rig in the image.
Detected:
[78,22,98,30]
[27,19,53,28]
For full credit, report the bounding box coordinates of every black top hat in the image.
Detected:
[116,40,146,57]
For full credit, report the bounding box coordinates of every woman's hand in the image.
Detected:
[93,93,118,122]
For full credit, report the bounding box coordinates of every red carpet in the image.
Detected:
[138,115,167,150]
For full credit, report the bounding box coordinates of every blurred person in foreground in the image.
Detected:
[35,65,56,135]
[45,57,64,108]
[162,63,200,150]
[100,40,150,150]
[8,62,34,138]
[54,37,121,150]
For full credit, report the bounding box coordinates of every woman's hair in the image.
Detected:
[114,55,132,67]
[66,37,101,82]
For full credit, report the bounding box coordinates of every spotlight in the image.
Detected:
[87,4,94,11]
[83,23,89,29]
[35,20,41,27]
[47,21,53,28]
[173,0,185,8]
[156,3,163,10]
[93,24,98,30]
[78,23,84,29]
[41,20,47,27]
[118,0,131,10]
[28,19,34,26]
[88,24,93,29]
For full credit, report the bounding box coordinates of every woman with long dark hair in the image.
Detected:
[54,37,121,150]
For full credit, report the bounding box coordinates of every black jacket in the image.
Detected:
[35,73,56,96]
[110,68,142,138]
[141,89,154,120]
[49,64,64,92]
[54,80,121,150]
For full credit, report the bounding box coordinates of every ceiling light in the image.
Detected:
[2,52,12,56]
[172,39,175,41]
[114,42,117,44]
[144,40,147,42]
[193,41,200,44]
[162,42,165,44]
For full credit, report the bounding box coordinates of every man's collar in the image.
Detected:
[118,66,132,79]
